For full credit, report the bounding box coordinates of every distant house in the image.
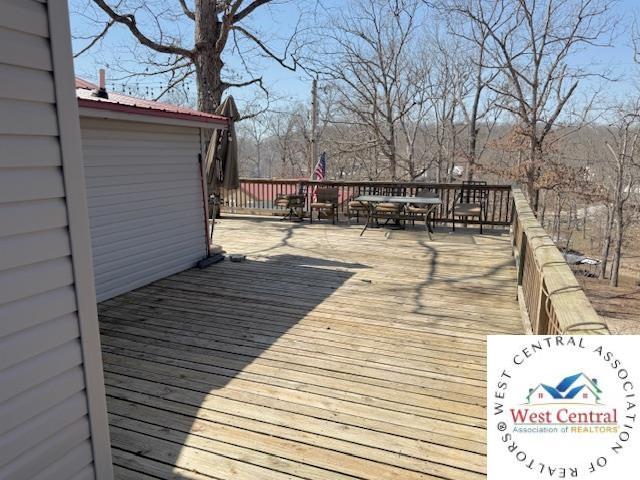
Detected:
[76,75,227,300]
[450,165,464,177]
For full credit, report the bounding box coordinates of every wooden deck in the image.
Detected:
[98,216,524,480]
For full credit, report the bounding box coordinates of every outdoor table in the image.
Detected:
[355,195,442,237]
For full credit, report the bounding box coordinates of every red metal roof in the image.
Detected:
[76,77,228,127]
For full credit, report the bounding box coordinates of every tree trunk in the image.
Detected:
[388,143,397,180]
[449,116,457,182]
[599,205,613,280]
[552,193,562,243]
[388,123,397,181]
[465,38,485,182]
[526,126,540,210]
[525,175,536,209]
[539,189,546,225]
[610,204,624,287]
[466,124,478,181]
[195,2,224,113]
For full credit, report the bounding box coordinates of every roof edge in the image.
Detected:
[77,98,229,127]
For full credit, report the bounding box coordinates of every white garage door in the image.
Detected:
[81,118,207,301]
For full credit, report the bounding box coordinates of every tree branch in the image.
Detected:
[225,76,265,90]
[232,0,272,24]
[232,24,299,71]
[154,68,194,100]
[179,0,195,20]
[91,0,194,58]
[74,19,115,58]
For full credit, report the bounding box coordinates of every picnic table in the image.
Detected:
[355,195,442,237]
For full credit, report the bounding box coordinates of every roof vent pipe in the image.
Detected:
[93,68,109,99]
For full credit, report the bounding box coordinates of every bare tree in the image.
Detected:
[425,33,468,182]
[76,0,308,112]
[604,102,640,287]
[312,0,431,181]
[443,0,615,203]
[431,5,499,180]
[237,114,273,177]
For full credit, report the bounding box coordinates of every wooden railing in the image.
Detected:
[221,178,514,226]
[511,187,609,335]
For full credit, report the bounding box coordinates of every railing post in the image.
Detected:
[534,278,550,334]
[517,232,526,288]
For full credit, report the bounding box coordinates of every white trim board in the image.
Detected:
[49,2,113,478]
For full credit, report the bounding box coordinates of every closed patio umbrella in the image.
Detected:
[204,96,240,248]
[205,96,240,194]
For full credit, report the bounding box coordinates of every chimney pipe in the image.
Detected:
[93,68,109,99]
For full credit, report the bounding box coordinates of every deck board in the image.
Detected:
[99,216,523,479]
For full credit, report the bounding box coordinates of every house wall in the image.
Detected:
[0,1,112,479]
[80,117,208,301]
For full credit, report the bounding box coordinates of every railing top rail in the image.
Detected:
[512,186,609,335]
[236,178,512,189]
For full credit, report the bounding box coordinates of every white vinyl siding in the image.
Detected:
[0,0,111,479]
[80,118,207,301]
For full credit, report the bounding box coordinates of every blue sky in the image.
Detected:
[70,0,640,109]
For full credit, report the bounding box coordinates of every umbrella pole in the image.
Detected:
[198,197,224,269]
[209,196,217,243]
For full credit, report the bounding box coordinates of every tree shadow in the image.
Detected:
[407,235,518,334]
[96,253,367,478]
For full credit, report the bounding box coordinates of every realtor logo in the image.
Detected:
[487,336,640,479]
[527,373,602,405]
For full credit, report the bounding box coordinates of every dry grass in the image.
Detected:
[579,277,640,334]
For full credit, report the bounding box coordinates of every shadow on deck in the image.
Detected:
[98,215,523,480]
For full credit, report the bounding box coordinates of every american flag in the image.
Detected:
[314,152,326,181]
[312,152,326,201]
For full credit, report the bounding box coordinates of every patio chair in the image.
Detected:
[347,189,370,224]
[310,187,339,224]
[372,185,404,225]
[451,180,488,234]
[275,186,306,222]
[406,189,439,231]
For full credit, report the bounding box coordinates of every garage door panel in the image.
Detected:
[84,163,193,178]
[88,198,202,228]
[86,178,198,199]
[90,211,203,248]
[82,151,201,166]
[81,119,206,301]
[92,229,205,267]
[87,189,200,214]
[89,210,203,245]
[96,247,204,294]
[80,124,199,142]
[95,252,204,302]
[84,171,198,188]
[94,242,206,285]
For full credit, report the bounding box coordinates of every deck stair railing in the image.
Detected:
[511,187,609,335]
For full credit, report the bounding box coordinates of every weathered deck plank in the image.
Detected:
[100,216,523,480]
